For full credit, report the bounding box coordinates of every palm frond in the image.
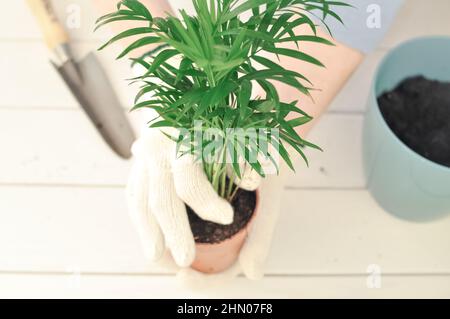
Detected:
[96,0,348,199]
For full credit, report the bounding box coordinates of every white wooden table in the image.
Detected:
[1,0,449,299]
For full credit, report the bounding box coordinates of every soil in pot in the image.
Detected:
[186,188,257,244]
[378,76,450,168]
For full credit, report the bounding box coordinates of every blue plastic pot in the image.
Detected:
[363,37,450,222]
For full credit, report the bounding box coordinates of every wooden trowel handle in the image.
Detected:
[26,0,69,50]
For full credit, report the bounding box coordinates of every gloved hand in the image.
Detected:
[126,127,287,281]
[178,168,287,285]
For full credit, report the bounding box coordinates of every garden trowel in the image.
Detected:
[26,0,135,159]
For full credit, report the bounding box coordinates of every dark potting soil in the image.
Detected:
[186,189,256,244]
[378,76,450,168]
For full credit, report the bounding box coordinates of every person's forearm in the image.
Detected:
[276,28,364,137]
[283,0,404,137]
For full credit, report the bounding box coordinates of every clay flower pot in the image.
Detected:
[191,191,259,274]
[363,37,450,221]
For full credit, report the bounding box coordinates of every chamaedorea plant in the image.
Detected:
[96,0,348,201]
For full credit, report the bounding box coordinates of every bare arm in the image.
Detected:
[281,0,404,137]
[295,42,363,137]
[92,0,174,56]
[268,27,364,137]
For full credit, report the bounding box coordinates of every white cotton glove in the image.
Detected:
[177,170,288,286]
[126,127,286,282]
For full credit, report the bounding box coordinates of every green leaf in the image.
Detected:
[146,49,180,74]
[251,55,285,71]
[116,37,162,59]
[271,138,295,172]
[238,80,252,109]
[287,116,313,127]
[219,29,276,42]
[280,102,311,117]
[195,81,238,117]
[96,10,135,24]
[119,0,153,20]
[150,120,174,128]
[277,35,335,46]
[94,16,148,31]
[220,0,273,23]
[255,100,276,113]
[99,27,156,50]
[264,46,325,67]
[94,0,348,197]
[280,132,309,167]
[131,99,167,111]
[134,84,160,104]
[269,13,293,36]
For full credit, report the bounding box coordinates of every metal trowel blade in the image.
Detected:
[53,52,135,159]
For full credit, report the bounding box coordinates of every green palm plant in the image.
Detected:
[96,0,348,200]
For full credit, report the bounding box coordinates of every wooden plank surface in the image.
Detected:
[0,41,136,109]
[0,109,364,188]
[1,0,450,298]
[1,186,449,276]
[1,273,449,299]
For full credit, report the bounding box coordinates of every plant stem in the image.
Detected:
[226,170,235,200]
[220,165,227,199]
[211,163,220,193]
[229,183,239,202]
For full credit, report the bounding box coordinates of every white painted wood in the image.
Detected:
[0,185,164,274]
[295,114,365,188]
[2,0,450,299]
[0,109,131,186]
[0,110,364,188]
[0,41,136,109]
[0,273,449,299]
[1,186,450,276]
[0,42,78,109]
[271,190,450,275]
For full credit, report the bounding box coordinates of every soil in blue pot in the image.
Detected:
[378,76,450,167]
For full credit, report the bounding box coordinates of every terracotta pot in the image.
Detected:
[191,191,260,274]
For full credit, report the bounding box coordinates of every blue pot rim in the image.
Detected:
[370,36,450,172]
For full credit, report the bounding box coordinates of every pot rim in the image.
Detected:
[370,36,450,173]
[195,189,260,247]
